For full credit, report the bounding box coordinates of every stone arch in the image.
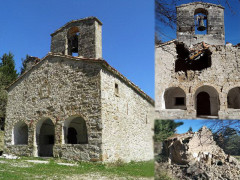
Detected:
[62,115,88,144]
[194,85,219,116]
[12,121,28,145]
[35,117,55,157]
[67,26,79,56]
[194,8,208,34]
[164,87,186,110]
[227,87,240,109]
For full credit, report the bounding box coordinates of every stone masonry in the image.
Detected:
[156,126,240,179]
[177,2,225,46]
[4,17,154,162]
[155,2,240,119]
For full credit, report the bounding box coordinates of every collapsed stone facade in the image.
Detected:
[155,2,240,119]
[4,17,154,162]
[156,126,240,179]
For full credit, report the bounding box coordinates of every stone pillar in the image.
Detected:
[186,93,196,118]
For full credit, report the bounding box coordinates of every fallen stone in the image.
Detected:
[57,162,78,166]
[0,154,19,159]
[25,160,49,164]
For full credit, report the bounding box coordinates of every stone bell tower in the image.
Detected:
[50,17,102,59]
[176,2,225,46]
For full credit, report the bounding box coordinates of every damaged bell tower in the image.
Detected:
[155,2,240,120]
[177,2,225,46]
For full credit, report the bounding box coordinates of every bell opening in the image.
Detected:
[194,10,208,35]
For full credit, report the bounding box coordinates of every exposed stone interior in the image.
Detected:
[155,2,240,119]
[156,126,240,180]
[4,17,154,162]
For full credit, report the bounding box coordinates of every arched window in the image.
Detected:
[13,121,28,145]
[194,8,208,35]
[195,85,219,117]
[63,116,88,144]
[227,87,240,109]
[67,27,79,56]
[164,87,186,110]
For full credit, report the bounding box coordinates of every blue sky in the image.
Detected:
[175,119,210,133]
[0,0,154,98]
[175,119,240,134]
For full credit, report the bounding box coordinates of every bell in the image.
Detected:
[197,16,206,31]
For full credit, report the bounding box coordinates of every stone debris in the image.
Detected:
[57,162,78,166]
[25,160,49,164]
[157,126,240,180]
[0,153,19,159]
[65,173,153,180]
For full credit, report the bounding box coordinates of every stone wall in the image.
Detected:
[101,69,154,162]
[5,55,102,161]
[155,42,240,119]
[177,2,225,46]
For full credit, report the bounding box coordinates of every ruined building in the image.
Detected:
[156,126,240,179]
[155,2,240,119]
[4,17,154,162]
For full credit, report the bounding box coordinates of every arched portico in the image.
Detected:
[227,87,240,109]
[164,87,186,110]
[13,121,28,145]
[195,85,219,117]
[62,115,88,144]
[35,118,55,157]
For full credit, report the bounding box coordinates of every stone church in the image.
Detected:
[155,2,240,119]
[4,17,154,162]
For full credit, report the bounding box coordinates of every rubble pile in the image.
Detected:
[157,126,240,179]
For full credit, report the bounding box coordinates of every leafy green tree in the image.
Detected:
[0,52,18,130]
[154,120,183,142]
[20,54,30,75]
[0,52,18,86]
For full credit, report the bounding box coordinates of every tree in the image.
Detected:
[154,120,183,142]
[213,127,240,155]
[20,54,30,75]
[0,52,18,130]
[0,52,18,86]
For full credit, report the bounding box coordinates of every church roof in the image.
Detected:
[51,17,102,36]
[176,2,224,9]
[7,53,154,105]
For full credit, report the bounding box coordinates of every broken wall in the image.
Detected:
[155,42,240,119]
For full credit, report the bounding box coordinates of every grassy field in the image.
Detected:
[0,131,3,152]
[234,156,240,161]
[0,157,154,180]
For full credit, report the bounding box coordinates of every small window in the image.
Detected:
[175,97,185,106]
[115,83,119,95]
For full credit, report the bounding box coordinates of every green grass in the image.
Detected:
[0,131,3,151]
[155,172,173,180]
[0,157,154,179]
[234,156,240,161]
